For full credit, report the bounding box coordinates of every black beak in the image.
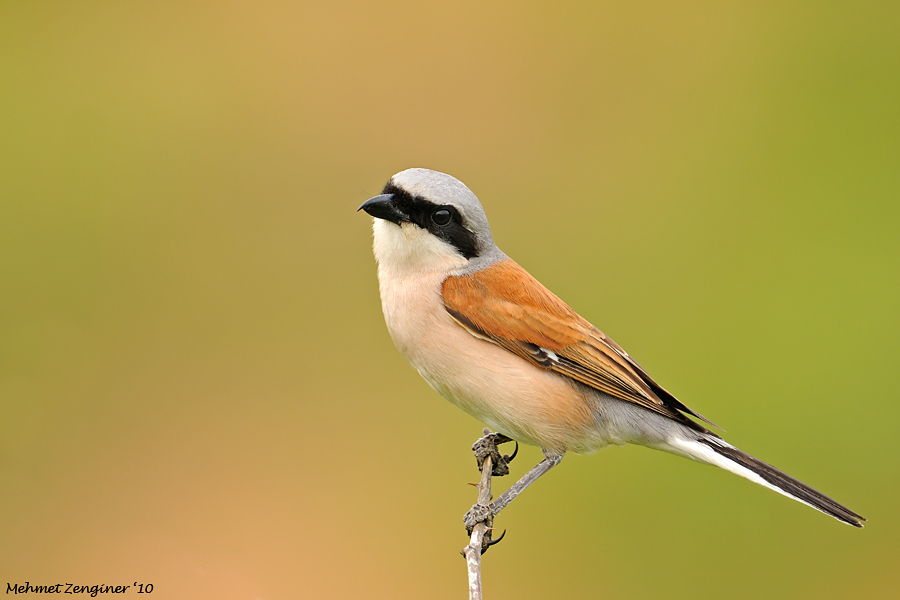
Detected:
[358,194,407,225]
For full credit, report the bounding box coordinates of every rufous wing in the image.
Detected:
[441,259,717,430]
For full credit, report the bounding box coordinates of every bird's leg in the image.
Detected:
[464,429,563,548]
[490,453,563,516]
[463,454,563,551]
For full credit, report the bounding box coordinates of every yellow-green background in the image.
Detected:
[2,1,898,598]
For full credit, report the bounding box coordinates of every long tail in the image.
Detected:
[667,436,865,527]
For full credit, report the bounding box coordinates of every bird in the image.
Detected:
[358,167,865,529]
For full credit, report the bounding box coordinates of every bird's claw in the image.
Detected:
[482,528,506,555]
[472,430,517,477]
[506,441,518,464]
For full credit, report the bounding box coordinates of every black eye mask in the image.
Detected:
[381,181,480,259]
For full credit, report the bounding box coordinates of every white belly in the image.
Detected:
[376,259,603,453]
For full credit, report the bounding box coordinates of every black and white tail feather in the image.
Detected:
[667,435,865,527]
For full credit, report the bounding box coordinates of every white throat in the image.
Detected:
[371,219,468,278]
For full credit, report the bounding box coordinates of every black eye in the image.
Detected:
[431,209,452,226]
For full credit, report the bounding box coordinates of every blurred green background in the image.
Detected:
[1,1,898,598]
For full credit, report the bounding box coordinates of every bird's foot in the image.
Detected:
[472,430,518,477]
[463,503,506,555]
[464,429,516,554]
[463,502,494,534]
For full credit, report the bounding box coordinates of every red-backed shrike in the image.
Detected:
[359,168,864,528]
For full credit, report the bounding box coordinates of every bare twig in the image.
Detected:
[460,430,562,598]
[462,429,495,600]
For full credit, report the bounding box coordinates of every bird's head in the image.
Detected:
[359,168,503,274]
